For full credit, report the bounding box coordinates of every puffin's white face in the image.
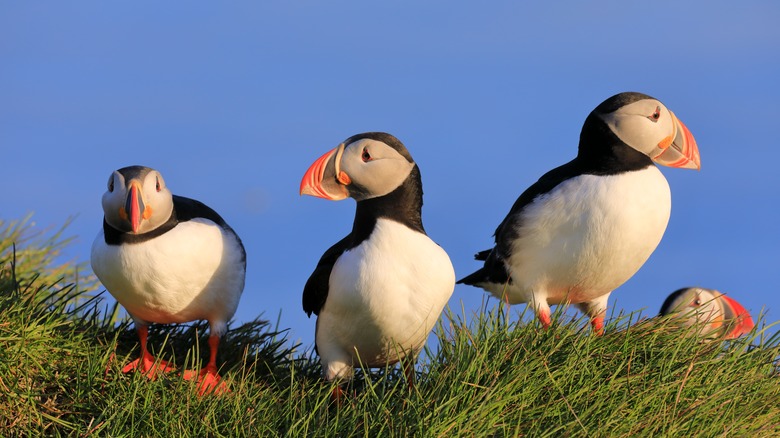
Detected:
[661,287,755,339]
[102,166,174,234]
[300,136,415,202]
[600,98,701,170]
[664,288,723,334]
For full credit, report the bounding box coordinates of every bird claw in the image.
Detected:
[183,366,230,396]
[121,352,175,379]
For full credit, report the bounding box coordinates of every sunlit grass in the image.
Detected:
[1,216,779,436]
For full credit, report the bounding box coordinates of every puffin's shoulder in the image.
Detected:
[173,195,229,227]
[173,195,246,261]
[494,159,585,239]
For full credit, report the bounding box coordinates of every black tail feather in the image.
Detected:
[474,249,492,261]
[457,267,488,286]
[458,248,510,286]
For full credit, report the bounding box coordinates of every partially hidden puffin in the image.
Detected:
[458,92,701,333]
[299,132,455,395]
[659,287,755,339]
[91,165,246,395]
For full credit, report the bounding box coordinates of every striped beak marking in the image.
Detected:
[653,111,701,170]
[300,143,350,201]
[720,295,755,339]
[119,181,152,233]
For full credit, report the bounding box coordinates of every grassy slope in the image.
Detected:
[1,218,779,437]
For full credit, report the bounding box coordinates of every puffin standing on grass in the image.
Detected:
[91,165,246,395]
[659,287,755,339]
[458,92,701,333]
[300,132,455,397]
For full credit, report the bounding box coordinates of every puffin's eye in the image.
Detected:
[648,106,661,122]
[155,177,162,192]
[692,298,702,307]
[362,148,372,162]
[108,175,115,192]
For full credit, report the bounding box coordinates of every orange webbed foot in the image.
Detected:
[330,385,347,407]
[122,351,175,379]
[183,365,230,396]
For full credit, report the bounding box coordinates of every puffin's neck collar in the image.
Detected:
[103,210,178,245]
[350,166,425,245]
[575,113,653,174]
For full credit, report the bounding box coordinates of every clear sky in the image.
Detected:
[2,2,779,350]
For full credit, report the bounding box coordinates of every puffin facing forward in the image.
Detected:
[91,165,246,395]
[459,92,701,333]
[659,287,755,339]
[300,132,455,395]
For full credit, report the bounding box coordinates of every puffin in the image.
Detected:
[299,132,455,396]
[458,92,701,333]
[659,287,755,339]
[91,165,246,395]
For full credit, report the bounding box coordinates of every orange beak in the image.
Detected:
[653,111,701,170]
[300,144,349,201]
[120,182,145,233]
[721,295,755,339]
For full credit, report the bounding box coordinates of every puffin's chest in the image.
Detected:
[318,218,454,364]
[91,219,239,319]
[507,167,672,298]
[327,218,454,319]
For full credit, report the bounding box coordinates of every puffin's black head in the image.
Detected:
[580,91,701,170]
[300,132,417,202]
[343,132,414,164]
[102,165,174,234]
[592,92,655,114]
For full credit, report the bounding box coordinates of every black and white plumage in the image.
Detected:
[91,165,245,395]
[659,287,754,339]
[300,132,455,386]
[458,92,701,332]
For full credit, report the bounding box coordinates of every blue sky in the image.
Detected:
[2,2,779,350]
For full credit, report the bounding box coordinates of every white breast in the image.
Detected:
[316,218,455,380]
[91,219,245,334]
[504,166,671,305]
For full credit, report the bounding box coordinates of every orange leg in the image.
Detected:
[183,334,229,396]
[576,296,609,335]
[122,325,175,378]
[331,385,346,406]
[537,308,552,328]
[591,316,605,335]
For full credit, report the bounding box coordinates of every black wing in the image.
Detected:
[458,159,584,286]
[302,235,353,317]
[493,159,582,245]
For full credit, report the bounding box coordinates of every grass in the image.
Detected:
[1,217,779,437]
